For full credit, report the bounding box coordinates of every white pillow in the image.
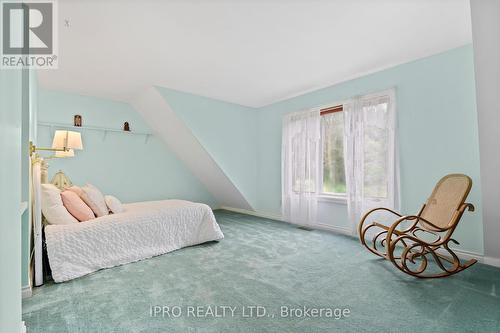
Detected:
[41,184,79,225]
[80,184,109,217]
[105,195,124,214]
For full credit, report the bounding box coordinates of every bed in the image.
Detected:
[33,167,224,283]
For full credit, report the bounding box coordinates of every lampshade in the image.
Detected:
[52,130,83,150]
[54,149,75,158]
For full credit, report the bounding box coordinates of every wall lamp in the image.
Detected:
[30,130,83,157]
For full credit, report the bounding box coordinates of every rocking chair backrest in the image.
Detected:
[420,174,472,230]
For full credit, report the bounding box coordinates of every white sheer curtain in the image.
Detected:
[282,108,321,226]
[344,89,399,234]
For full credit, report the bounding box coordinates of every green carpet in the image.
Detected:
[23,210,500,332]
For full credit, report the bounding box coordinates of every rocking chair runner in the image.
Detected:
[358,174,477,278]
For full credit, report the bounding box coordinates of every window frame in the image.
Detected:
[318,103,348,204]
[317,89,396,204]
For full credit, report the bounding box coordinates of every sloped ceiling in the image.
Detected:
[38,0,472,107]
[130,87,253,210]
[155,86,259,209]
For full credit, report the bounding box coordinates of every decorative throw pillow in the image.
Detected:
[80,184,109,217]
[41,184,79,225]
[61,190,95,222]
[105,195,124,214]
[66,185,84,197]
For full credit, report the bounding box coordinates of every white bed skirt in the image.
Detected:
[45,200,224,282]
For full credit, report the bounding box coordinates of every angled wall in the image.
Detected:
[156,87,259,209]
[130,87,253,210]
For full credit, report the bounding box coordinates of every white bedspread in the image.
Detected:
[45,200,224,282]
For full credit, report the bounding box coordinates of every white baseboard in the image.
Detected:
[313,222,353,236]
[217,206,498,266]
[484,256,500,268]
[22,285,32,299]
[219,206,353,237]
[219,206,284,222]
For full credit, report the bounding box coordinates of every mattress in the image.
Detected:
[45,200,224,282]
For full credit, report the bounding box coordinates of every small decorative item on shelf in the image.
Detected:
[74,115,82,127]
[123,122,131,132]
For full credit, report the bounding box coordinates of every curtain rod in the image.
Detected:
[320,105,343,115]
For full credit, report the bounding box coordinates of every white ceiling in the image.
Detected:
[38,0,472,108]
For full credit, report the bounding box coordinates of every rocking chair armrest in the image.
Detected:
[391,215,450,232]
[358,207,403,239]
[385,217,436,256]
[462,203,475,212]
[363,207,403,219]
[385,215,450,253]
[358,207,403,235]
[385,215,420,236]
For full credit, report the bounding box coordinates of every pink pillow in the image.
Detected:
[61,190,95,222]
[67,185,84,197]
[41,184,78,225]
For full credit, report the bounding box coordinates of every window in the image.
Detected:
[361,100,390,199]
[320,106,346,196]
[319,99,391,200]
[287,109,320,195]
[282,89,397,227]
[291,135,317,193]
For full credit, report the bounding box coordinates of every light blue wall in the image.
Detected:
[157,87,259,208]
[256,45,484,254]
[0,69,23,333]
[21,69,38,288]
[37,90,217,206]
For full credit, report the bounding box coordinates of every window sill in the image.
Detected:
[317,195,347,205]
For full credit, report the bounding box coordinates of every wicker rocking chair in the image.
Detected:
[358,174,477,278]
